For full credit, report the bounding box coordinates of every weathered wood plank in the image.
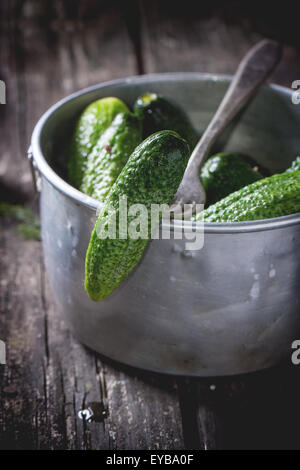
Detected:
[0,224,184,449]
[140,1,259,75]
[103,364,184,449]
[140,0,300,87]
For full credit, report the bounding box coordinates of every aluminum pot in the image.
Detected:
[30,73,300,376]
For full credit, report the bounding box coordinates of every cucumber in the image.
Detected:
[196,171,300,222]
[85,130,190,301]
[134,92,198,149]
[68,97,129,188]
[200,153,263,205]
[81,112,142,201]
[286,156,300,172]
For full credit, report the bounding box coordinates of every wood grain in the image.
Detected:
[140,0,300,86]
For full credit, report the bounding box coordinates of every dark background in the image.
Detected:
[1,0,300,450]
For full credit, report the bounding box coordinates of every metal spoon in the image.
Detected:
[172,39,282,211]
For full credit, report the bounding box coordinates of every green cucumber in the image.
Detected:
[134,92,198,149]
[200,153,263,205]
[196,171,300,222]
[80,112,142,201]
[286,156,300,172]
[68,97,129,188]
[85,130,190,301]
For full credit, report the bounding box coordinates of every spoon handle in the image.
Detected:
[174,39,282,206]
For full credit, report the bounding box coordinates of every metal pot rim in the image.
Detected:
[31,72,300,234]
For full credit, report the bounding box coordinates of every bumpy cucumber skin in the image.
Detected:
[200,153,263,205]
[81,113,142,201]
[68,97,129,188]
[85,130,190,301]
[134,93,198,149]
[286,156,300,172]
[196,171,300,222]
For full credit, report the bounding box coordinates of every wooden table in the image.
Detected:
[1,0,300,450]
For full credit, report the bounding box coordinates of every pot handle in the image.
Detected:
[27,146,41,193]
